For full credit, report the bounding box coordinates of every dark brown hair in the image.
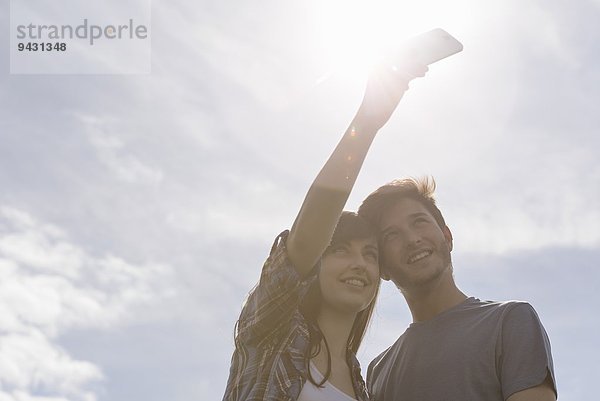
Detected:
[358,176,447,231]
[299,211,380,387]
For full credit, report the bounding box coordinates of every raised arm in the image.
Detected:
[287,62,427,275]
[234,62,427,346]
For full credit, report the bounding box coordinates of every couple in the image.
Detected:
[222,60,557,401]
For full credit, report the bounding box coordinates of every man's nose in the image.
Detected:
[405,230,423,248]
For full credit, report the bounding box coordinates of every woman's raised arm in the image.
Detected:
[287,63,427,276]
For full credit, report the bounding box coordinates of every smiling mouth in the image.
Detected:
[407,249,433,264]
[341,278,368,288]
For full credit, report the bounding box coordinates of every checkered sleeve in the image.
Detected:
[236,230,318,347]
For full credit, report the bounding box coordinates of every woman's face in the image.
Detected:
[318,236,380,315]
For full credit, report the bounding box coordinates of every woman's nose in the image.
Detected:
[350,253,368,269]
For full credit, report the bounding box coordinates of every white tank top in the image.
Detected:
[297,362,358,401]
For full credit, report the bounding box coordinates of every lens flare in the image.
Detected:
[311,0,474,80]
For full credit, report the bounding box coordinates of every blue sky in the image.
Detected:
[1,1,599,400]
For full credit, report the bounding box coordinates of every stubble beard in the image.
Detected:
[388,242,453,291]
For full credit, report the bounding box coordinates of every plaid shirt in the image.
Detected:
[222,231,370,401]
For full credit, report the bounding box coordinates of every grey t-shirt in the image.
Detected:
[367,297,556,401]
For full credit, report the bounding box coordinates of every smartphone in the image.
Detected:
[400,28,463,65]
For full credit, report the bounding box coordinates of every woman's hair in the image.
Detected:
[299,211,380,387]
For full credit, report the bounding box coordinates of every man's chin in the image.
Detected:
[390,269,447,292]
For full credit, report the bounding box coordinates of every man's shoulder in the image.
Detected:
[442,297,543,330]
[463,297,535,315]
[367,328,410,376]
[466,297,529,307]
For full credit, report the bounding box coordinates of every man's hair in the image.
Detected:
[357,176,447,231]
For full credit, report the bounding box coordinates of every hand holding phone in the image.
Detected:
[356,29,462,130]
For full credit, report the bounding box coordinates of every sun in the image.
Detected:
[310,0,473,80]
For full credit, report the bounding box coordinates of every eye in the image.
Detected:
[382,230,399,243]
[364,250,378,262]
[414,217,429,225]
[329,244,348,254]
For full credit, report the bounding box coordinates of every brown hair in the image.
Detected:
[299,211,380,387]
[358,176,447,232]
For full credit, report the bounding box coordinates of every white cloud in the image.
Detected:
[0,206,173,401]
[0,330,101,401]
[0,391,72,401]
[78,114,164,186]
[0,209,84,280]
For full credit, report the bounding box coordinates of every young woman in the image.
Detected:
[222,60,428,401]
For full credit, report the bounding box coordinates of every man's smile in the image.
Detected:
[406,249,433,264]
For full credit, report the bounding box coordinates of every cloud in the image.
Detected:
[78,114,164,186]
[0,206,173,401]
[0,330,101,401]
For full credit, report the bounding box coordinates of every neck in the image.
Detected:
[402,265,468,322]
[315,307,357,360]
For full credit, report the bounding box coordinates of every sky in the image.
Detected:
[1,0,599,400]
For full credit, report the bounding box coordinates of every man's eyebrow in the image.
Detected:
[380,212,431,234]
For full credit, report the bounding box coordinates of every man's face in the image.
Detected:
[378,198,453,291]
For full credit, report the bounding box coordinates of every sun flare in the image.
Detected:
[312,0,473,80]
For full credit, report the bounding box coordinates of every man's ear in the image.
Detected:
[443,225,453,252]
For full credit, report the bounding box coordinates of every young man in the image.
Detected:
[357,178,557,401]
